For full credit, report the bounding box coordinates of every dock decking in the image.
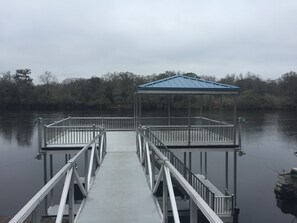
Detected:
[77,132,161,223]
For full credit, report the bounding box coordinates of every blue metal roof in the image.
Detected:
[137,75,240,94]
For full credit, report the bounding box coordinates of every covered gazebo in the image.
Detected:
[134,75,240,136]
[134,74,241,209]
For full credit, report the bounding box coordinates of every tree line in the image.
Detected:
[0,69,297,111]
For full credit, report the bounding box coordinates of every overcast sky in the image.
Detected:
[1,0,297,82]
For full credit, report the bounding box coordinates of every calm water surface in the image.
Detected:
[0,110,297,222]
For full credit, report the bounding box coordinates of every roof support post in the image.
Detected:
[233,96,238,145]
[200,95,203,120]
[134,94,136,129]
[139,95,142,126]
[187,95,192,146]
[220,95,223,123]
[208,95,212,124]
[168,95,171,125]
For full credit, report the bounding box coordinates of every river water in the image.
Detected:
[0,110,297,222]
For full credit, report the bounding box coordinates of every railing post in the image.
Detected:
[151,149,156,190]
[162,167,168,223]
[68,168,75,223]
[212,192,215,210]
[93,124,96,139]
[190,199,197,223]
[183,152,187,178]
[85,150,89,193]
[32,206,41,223]
[43,125,47,148]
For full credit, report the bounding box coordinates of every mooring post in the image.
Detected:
[37,118,42,154]
[225,152,229,194]
[50,154,54,205]
[43,153,48,215]
[234,151,238,207]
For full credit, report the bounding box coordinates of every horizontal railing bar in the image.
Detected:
[149,124,234,128]
[45,117,70,127]
[215,195,233,198]
[70,117,134,120]
[199,117,231,125]
[45,126,102,128]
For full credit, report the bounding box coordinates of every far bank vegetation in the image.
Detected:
[0,70,297,111]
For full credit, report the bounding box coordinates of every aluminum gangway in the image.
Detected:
[76,131,161,222]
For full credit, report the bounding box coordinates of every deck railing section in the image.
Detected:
[137,127,234,220]
[10,129,107,223]
[69,117,135,130]
[136,127,225,223]
[43,117,134,147]
[43,116,235,147]
[149,124,234,146]
[44,125,102,146]
[140,116,229,126]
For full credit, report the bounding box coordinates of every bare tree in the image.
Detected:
[39,71,58,85]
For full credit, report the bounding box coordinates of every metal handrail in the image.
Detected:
[45,117,71,127]
[136,127,223,223]
[46,117,135,131]
[144,129,216,205]
[47,116,233,127]
[10,128,107,223]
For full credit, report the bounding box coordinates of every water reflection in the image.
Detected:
[0,111,35,146]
